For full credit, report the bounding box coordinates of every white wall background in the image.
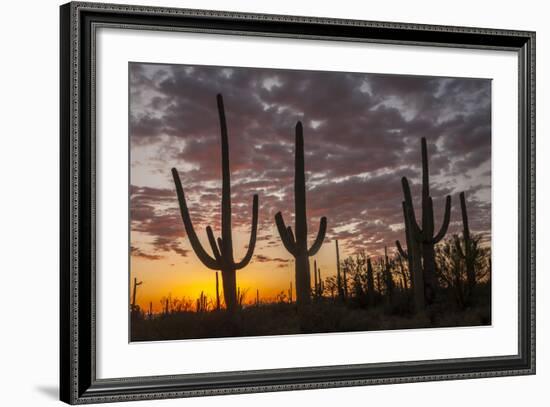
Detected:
[0,0,545,406]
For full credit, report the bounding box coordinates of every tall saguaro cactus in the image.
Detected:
[455,191,476,295]
[275,122,327,307]
[172,94,259,312]
[401,137,451,305]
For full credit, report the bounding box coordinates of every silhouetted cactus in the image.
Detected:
[237,287,247,308]
[342,258,348,300]
[455,192,476,294]
[172,94,259,312]
[131,277,143,312]
[317,266,323,297]
[215,272,221,311]
[335,240,345,300]
[401,137,451,306]
[396,252,409,291]
[313,259,319,297]
[366,257,375,306]
[274,122,327,307]
[196,291,208,313]
[312,260,323,298]
[288,282,293,304]
[383,246,395,304]
[161,294,170,316]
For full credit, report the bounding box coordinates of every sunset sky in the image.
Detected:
[129,62,491,312]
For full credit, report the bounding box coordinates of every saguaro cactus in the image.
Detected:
[335,240,344,300]
[275,122,327,307]
[317,266,323,297]
[172,94,259,312]
[396,253,409,290]
[288,282,293,303]
[196,291,207,313]
[313,259,319,296]
[383,246,394,304]
[401,137,451,305]
[162,294,170,316]
[366,257,375,306]
[312,260,323,298]
[455,191,476,295]
[131,277,142,311]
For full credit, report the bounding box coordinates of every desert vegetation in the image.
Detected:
[130,94,491,342]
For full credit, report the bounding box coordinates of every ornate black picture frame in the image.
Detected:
[60,1,535,404]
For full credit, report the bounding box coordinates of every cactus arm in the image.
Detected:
[287,226,296,247]
[217,237,224,255]
[405,202,424,241]
[206,226,222,263]
[171,168,220,270]
[308,216,327,256]
[274,212,297,256]
[235,194,259,269]
[396,240,408,258]
[424,196,435,238]
[432,195,451,243]
[401,177,424,239]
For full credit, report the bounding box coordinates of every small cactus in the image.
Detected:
[383,246,395,304]
[335,240,344,300]
[131,277,143,313]
[366,257,375,306]
[196,291,208,312]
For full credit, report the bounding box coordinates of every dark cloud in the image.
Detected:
[151,237,190,257]
[129,63,491,256]
[255,254,291,264]
[130,185,190,257]
[130,246,163,261]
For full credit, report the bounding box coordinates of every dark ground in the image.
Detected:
[130,284,491,342]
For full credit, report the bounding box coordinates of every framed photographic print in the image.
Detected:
[60,1,535,404]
